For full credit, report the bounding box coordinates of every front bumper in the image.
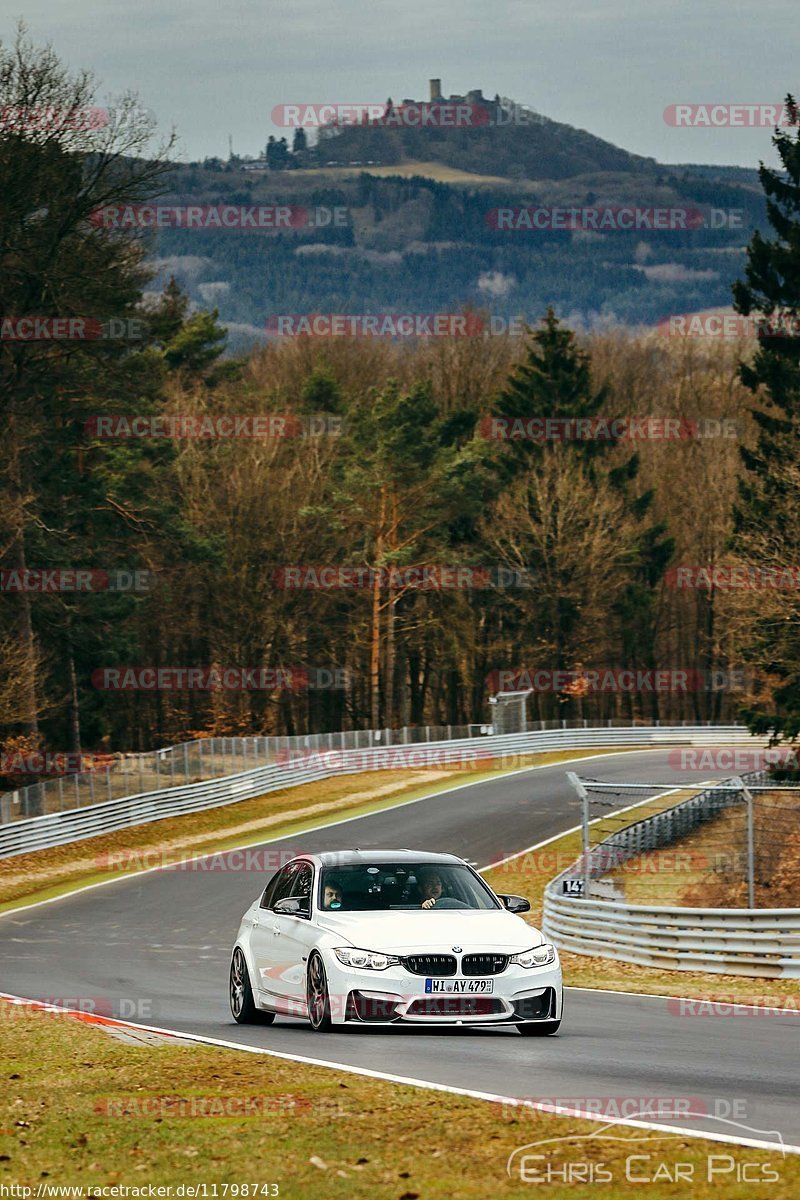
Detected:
[324,958,563,1025]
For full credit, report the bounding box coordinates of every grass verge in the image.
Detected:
[0,1000,794,1197]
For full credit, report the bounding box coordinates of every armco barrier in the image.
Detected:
[0,724,757,859]
[542,770,800,979]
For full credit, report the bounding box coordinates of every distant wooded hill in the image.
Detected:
[144,110,766,350]
[305,107,657,179]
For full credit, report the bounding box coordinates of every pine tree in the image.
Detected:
[732,94,800,742]
[487,310,673,717]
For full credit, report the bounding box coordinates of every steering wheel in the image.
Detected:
[425,897,470,910]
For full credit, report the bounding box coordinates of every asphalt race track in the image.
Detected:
[2,748,798,1148]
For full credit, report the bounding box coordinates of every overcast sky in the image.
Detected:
[2,0,795,167]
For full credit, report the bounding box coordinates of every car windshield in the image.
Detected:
[318,862,500,911]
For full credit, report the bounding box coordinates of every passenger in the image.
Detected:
[418,868,444,909]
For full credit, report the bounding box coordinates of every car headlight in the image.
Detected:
[509,943,557,968]
[333,947,401,970]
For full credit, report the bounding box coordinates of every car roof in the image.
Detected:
[311,849,464,867]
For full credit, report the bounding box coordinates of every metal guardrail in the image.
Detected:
[2,725,492,823]
[0,718,748,825]
[0,724,757,858]
[543,771,800,979]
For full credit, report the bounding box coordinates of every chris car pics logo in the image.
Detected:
[507,1120,784,1185]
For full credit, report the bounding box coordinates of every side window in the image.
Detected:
[290,863,313,914]
[260,868,283,910]
[261,864,296,909]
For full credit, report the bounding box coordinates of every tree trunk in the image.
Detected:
[384,494,398,728]
[66,623,82,757]
[8,414,39,735]
[369,488,386,728]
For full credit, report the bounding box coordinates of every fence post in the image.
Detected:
[184,742,190,785]
[733,776,756,908]
[566,771,591,899]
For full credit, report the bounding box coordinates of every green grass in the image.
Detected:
[0,1000,794,1197]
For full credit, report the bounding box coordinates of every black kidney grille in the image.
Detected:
[403,954,457,976]
[461,953,508,976]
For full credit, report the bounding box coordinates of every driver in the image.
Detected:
[322,880,343,909]
[418,868,444,909]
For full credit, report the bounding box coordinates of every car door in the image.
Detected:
[270,861,317,1016]
[249,863,299,1008]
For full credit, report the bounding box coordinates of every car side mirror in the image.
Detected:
[498,894,531,914]
[273,896,309,916]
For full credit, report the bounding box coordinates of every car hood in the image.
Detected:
[315,908,543,952]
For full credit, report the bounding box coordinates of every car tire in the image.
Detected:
[306,951,333,1031]
[230,947,275,1025]
[517,1019,561,1036]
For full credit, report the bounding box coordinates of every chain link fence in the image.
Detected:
[560,770,800,908]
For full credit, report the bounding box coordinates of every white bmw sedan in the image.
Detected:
[229,849,563,1034]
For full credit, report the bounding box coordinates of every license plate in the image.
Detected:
[424,978,494,994]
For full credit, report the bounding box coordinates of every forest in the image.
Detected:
[2,33,799,785]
